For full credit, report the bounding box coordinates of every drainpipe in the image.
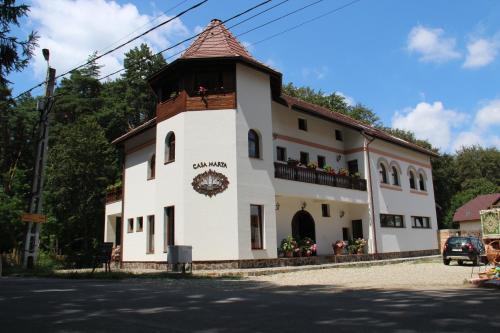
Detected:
[361,131,378,254]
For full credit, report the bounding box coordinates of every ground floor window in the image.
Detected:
[380,214,405,228]
[412,216,430,229]
[250,205,263,249]
[147,215,155,253]
[164,206,175,251]
[127,218,134,233]
[136,216,143,232]
[277,146,286,162]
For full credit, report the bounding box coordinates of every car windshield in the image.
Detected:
[447,237,468,245]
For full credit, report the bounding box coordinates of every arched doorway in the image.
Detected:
[291,210,316,242]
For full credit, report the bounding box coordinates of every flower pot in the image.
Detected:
[333,247,343,255]
[285,251,294,258]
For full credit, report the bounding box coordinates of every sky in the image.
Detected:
[8,0,500,153]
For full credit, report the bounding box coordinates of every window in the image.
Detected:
[335,129,343,141]
[250,205,263,249]
[419,174,426,191]
[412,216,430,229]
[321,204,330,217]
[127,218,134,233]
[148,154,156,179]
[348,160,359,176]
[165,132,175,163]
[276,146,287,162]
[147,215,155,253]
[380,214,405,228]
[409,171,416,189]
[317,156,326,169]
[392,166,400,186]
[298,118,307,131]
[300,152,309,165]
[248,129,260,158]
[164,206,175,252]
[379,163,388,184]
[342,228,349,241]
[136,217,143,232]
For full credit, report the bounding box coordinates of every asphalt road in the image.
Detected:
[0,276,498,332]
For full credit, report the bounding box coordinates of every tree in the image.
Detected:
[282,82,381,126]
[43,118,117,264]
[0,0,38,85]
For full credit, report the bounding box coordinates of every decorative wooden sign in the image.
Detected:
[481,209,500,238]
[21,213,47,223]
[191,169,229,197]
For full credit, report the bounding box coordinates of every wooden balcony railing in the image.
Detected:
[106,186,122,203]
[157,90,236,122]
[274,163,367,191]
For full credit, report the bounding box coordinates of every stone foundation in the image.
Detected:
[121,249,439,271]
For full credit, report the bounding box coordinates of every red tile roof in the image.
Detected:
[453,193,500,222]
[280,95,439,157]
[182,19,254,60]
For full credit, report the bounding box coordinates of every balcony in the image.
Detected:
[106,186,122,204]
[274,162,367,191]
[157,90,236,122]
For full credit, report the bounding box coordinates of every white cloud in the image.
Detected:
[407,25,461,63]
[335,91,355,107]
[463,38,499,68]
[452,131,484,151]
[301,66,329,80]
[392,101,466,150]
[29,0,189,80]
[474,99,500,128]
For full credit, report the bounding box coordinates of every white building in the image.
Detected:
[104,19,439,267]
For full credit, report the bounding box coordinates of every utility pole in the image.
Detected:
[23,49,56,269]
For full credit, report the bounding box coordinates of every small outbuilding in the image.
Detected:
[453,193,500,231]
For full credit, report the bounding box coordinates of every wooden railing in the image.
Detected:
[106,186,123,203]
[274,163,367,191]
[157,90,236,121]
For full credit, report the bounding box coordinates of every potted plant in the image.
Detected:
[306,162,318,170]
[287,158,300,167]
[351,172,360,179]
[323,165,335,175]
[338,167,349,176]
[332,240,345,255]
[280,236,298,258]
[299,237,317,256]
[354,238,367,254]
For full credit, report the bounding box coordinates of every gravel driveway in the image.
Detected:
[251,259,482,289]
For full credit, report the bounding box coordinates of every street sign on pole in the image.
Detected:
[21,213,47,224]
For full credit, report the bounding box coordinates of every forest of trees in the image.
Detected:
[1,1,499,266]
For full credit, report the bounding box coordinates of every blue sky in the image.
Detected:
[9,0,500,152]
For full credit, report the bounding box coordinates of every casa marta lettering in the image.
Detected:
[193,161,227,170]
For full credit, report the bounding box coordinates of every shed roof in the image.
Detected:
[453,193,500,222]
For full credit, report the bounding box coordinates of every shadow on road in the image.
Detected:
[0,277,498,332]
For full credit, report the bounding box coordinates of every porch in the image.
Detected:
[275,196,372,256]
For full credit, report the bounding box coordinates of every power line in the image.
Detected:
[98,0,273,81]
[13,0,208,100]
[250,0,362,46]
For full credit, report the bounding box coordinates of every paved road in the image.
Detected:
[0,276,498,332]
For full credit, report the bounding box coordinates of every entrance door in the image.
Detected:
[291,210,316,241]
[352,220,363,239]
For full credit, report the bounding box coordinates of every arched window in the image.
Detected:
[391,166,400,186]
[379,163,388,184]
[409,171,416,189]
[248,129,260,158]
[148,154,156,179]
[165,132,175,163]
[419,173,426,191]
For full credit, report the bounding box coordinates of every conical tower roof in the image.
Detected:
[181,19,255,60]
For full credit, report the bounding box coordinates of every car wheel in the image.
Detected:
[457,260,464,266]
[472,256,479,266]
[443,258,451,265]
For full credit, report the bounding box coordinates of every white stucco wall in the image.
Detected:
[369,139,438,253]
[235,64,277,259]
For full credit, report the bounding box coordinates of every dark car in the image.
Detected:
[443,236,485,266]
